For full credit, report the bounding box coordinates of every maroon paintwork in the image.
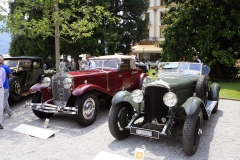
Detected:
[30,66,147,104]
[26,55,149,126]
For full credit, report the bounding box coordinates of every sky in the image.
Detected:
[0,1,11,54]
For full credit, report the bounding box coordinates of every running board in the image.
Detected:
[205,100,218,116]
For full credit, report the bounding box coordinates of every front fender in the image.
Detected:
[29,83,42,92]
[72,84,114,97]
[181,97,206,116]
[112,90,144,111]
[208,83,220,101]
[138,73,149,89]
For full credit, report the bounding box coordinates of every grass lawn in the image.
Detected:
[210,80,240,100]
[147,69,240,100]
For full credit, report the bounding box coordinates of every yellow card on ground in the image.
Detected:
[134,148,145,160]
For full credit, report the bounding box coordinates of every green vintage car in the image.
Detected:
[108,62,220,156]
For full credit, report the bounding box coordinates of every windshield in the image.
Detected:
[93,59,118,69]
[158,62,202,76]
[4,60,18,67]
[4,59,32,69]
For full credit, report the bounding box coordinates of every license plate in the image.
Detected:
[136,129,152,137]
[130,127,159,139]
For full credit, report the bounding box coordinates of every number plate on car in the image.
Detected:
[130,127,159,139]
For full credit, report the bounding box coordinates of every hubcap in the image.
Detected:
[82,98,95,120]
[13,81,21,93]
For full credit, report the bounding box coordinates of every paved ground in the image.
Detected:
[0,96,240,160]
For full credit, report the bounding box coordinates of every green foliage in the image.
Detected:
[161,0,240,77]
[5,0,115,43]
[9,35,55,62]
[3,0,149,60]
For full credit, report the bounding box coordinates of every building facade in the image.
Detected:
[132,0,168,62]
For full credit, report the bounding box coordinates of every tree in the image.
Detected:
[1,0,115,71]
[161,0,240,78]
[76,0,150,55]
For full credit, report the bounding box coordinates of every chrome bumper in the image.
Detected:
[25,99,78,114]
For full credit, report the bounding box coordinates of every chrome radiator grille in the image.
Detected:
[144,86,169,123]
[52,73,71,106]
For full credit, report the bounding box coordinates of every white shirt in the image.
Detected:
[82,60,96,70]
[0,67,6,88]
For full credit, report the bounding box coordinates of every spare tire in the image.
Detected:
[195,75,208,105]
[9,76,22,101]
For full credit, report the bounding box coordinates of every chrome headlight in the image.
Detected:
[41,77,51,88]
[63,78,73,89]
[131,89,144,103]
[163,92,178,107]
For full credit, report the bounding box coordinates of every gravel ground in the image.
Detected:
[0,96,240,160]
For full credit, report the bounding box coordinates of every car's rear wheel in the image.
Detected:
[196,75,208,105]
[75,92,99,127]
[32,91,54,119]
[182,107,203,156]
[108,103,133,140]
[9,76,22,101]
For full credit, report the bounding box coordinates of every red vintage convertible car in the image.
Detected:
[25,55,151,126]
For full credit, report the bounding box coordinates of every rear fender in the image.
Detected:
[72,84,114,97]
[112,90,144,111]
[208,83,220,101]
[180,97,206,116]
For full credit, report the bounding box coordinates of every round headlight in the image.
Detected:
[131,89,144,103]
[63,78,73,89]
[163,92,178,107]
[41,77,51,88]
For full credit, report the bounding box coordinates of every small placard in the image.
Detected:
[13,124,55,139]
[134,148,145,160]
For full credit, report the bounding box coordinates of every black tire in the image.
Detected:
[182,107,203,156]
[9,76,22,101]
[75,92,99,127]
[212,102,218,113]
[32,91,54,119]
[195,75,208,105]
[108,103,133,140]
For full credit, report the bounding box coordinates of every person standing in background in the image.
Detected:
[196,56,201,63]
[70,58,76,71]
[0,55,14,118]
[0,57,6,129]
[78,57,82,70]
[82,54,96,70]
[193,56,199,63]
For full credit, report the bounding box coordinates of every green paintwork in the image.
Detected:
[181,97,204,116]
[112,90,145,111]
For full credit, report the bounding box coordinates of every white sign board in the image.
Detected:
[13,124,56,140]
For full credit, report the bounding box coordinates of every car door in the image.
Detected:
[31,59,44,84]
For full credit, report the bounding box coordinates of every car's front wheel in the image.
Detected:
[75,92,99,127]
[108,103,133,140]
[182,107,203,156]
[32,91,54,119]
[9,76,22,101]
